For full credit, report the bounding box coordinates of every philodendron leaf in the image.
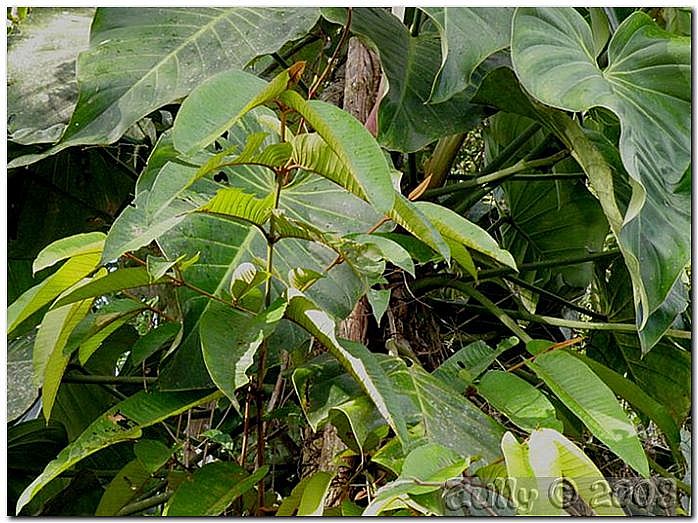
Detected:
[280,90,395,215]
[7,8,95,145]
[10,7,320,167]
[478,370,563,432]
[527,349,649,477]
[512,8,690,334]
[16,389,221,513]
[422,8,514,104]
[165,461,268,516]
[199,298,287,403]
[284,288,410,449]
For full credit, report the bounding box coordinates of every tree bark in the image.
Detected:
[299,37,381,508]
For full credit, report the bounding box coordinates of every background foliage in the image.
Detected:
[7,6,691,516]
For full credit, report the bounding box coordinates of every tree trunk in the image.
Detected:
[299,37,381,508]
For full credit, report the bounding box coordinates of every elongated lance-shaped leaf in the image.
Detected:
[284,288,410,449]
[36,298,95,421]
[200,298,287,403]
[527,349,649,477]
[10,8,320,167]
[53,267,166,308]
[174,64,301,155]
[512,8,690,331]
[8,251,102,335]
[63,299,147,364]
[277,471,335,516]
[16,389,220,514]
[96,439,173,516]
[165,461,268,516]
[388,195,451,262]
[289,132,450,262]
[573,352,681,461]
[279,90,395,215]
[414,201,516,270]
[33,232,106,274]
[198,187,275,226]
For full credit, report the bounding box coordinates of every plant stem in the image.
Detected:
[62,374,156,385]
[116,492,171,516]
[422,279,531,342]
[425,133,467,188]
[477,249,621,280]
[308,8,352,100]
[502,274,607,321]
[481,122,541,175]
[423,150,568,198]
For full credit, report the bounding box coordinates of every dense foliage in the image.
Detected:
[7,7,691,516]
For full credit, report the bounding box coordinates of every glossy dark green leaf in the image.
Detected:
[323,7,484,152]
[512,8,690,336]
[166,461,267,516]
[9,7,320,167]
[16,389,220,513]
[422,8,514,103]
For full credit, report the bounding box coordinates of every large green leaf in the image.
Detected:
[484,112,608,289]
[527,348,649,477]
[512,8,690,332]
[16,389,220,513]
[199,298,287,403]
[422,8,514,103]
[32,232,106,274]
[9,7,320,167]
[7,8,95,144]
[477,370,563,432]
[279,91,395,215]
[285,288,410,449]
[165,462,268,516]
[323,7,484,152]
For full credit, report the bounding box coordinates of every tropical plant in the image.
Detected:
[7,6,691,516]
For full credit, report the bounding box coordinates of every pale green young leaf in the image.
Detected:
[198,186,275,226]
[367,288,391,325]
[53,267,165,308]
[32,232,105,274]
[8,251,101,335]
